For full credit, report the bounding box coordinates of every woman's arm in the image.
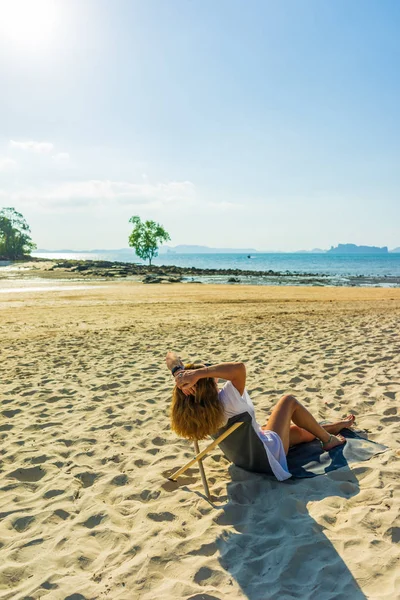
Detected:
[176,362,246,396]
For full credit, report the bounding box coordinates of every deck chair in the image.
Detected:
[168,412,272,499]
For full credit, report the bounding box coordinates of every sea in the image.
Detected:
[31,251,400,280]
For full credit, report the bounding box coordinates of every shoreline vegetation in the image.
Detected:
[1,257,400,287]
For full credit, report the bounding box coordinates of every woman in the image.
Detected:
[166,352,354,481]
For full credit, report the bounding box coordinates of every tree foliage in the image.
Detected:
[128,216,170,265]
[0,207,37,259]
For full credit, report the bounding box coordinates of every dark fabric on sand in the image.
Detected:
[213,412,388,479]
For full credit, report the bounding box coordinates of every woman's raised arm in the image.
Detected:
[176,362,246,396]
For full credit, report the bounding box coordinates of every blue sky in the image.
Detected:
[0,0,399,251]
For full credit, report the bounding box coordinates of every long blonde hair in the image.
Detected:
[171,364,225,440]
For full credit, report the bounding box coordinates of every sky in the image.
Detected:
[0,0,399,251]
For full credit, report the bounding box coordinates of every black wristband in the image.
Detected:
[171,365,184,376]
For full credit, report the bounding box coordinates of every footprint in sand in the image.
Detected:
[43,489,65,499]
[45,396,63,403]
[12,515,35,532]
[30,455,50,464]
[23,538,44,548]
[147,511,175,522]
[82,514,105,529]
[0,424,13,431]
[128,489,160,503]
[53,509,70,521]
[188,542,218,557]
[194,566,224,586]
[382,415,399,424]
[74,471,99,487]
[147,448,159,455]
[40,581,59,590]
[1,409,21,418]
[95,382,121,391]
[110,474,129,486]
[152,436,166,446]
[57,438,74,447]
[21,389,38,396]
[9,466,46,482]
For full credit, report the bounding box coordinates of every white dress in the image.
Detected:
[218,381,292,481]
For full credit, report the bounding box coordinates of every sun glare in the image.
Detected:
[0,0,59,47]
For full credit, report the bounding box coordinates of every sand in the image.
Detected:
[0,282,399,600]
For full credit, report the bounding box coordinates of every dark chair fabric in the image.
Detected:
[212,411,274,475]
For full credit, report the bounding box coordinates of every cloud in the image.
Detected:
[0,157,17,172]
[0,179,196,210]
[52,152,70,164]
[9,140,54,153]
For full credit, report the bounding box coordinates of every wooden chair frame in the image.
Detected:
[168,422,243,499]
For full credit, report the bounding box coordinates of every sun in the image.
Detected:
[0,0,59,47]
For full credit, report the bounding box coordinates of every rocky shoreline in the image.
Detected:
[1,257,399,287]
[46,259,327,280]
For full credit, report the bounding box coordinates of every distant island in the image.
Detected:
[327,244,388,254]
[34,243,399,255]
[294,248,325,254]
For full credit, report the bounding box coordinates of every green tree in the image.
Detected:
[0,207,37,259]
[128,216,170,265]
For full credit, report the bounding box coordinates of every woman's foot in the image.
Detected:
[325,414,355,436]
[321,433,346,451]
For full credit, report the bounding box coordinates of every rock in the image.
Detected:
[228,277,240,283]
[143,275,163,284]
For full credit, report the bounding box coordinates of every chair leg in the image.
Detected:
[168,422,243,483]
[194,440,211,500]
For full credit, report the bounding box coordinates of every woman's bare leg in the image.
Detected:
[288,415,355,446]
[263,394,346,454]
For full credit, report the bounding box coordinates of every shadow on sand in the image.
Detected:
[212,459,367,600]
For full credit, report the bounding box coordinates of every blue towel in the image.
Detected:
[287,428,388,478]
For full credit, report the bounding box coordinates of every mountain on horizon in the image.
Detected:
[159,244,259,254]
[35,244,399,254]
[294,248,326,254]
[36,248,132,254]
[327,243,389,254]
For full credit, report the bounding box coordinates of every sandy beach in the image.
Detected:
[1,282,399,600]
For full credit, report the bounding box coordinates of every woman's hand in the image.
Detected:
[174,369,199,396]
